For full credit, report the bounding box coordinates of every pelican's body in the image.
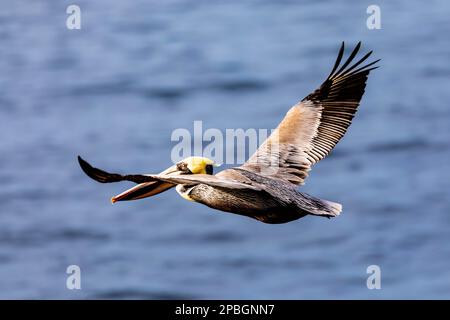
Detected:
[78,42,378,224]
[177,168,341,223]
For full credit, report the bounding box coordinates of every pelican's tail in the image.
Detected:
[297,192,342,218]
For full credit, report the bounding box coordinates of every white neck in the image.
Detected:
[176,185,195,201]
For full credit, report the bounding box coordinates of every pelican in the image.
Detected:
[78,42,379,224]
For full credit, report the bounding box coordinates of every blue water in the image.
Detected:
[1,0,450,299]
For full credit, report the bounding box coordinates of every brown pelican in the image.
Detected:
[78,42,378,224]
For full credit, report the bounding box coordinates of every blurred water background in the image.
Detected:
[1,0,450,299]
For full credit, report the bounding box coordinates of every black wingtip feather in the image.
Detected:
[332,41,361,78]
[349,58,381,75]
[78,156,91,176]
[302,42,379,103]
[78,155,123,183]
[328,42,379,81]
[340,51,373,77]
[327,42,345,79]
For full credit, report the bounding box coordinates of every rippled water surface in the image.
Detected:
[1,1,450,299]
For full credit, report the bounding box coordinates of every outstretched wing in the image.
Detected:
[241,42,379,185]
[143,174,263,191]
[78,156,261,191]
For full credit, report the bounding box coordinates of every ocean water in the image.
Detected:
[1,0,450,299]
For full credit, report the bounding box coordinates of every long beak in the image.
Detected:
[111,165,179,203]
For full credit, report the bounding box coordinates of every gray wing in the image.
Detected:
[78,156,260,191]
[240,42,379,185]
[144,174,263,191]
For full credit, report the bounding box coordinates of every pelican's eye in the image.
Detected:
[176,162,192,174]
[205,164,213,175]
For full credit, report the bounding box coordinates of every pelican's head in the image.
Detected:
[174,156,217,175]
[172,157,218,202]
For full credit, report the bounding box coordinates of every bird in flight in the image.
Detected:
[78,42,378,224]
